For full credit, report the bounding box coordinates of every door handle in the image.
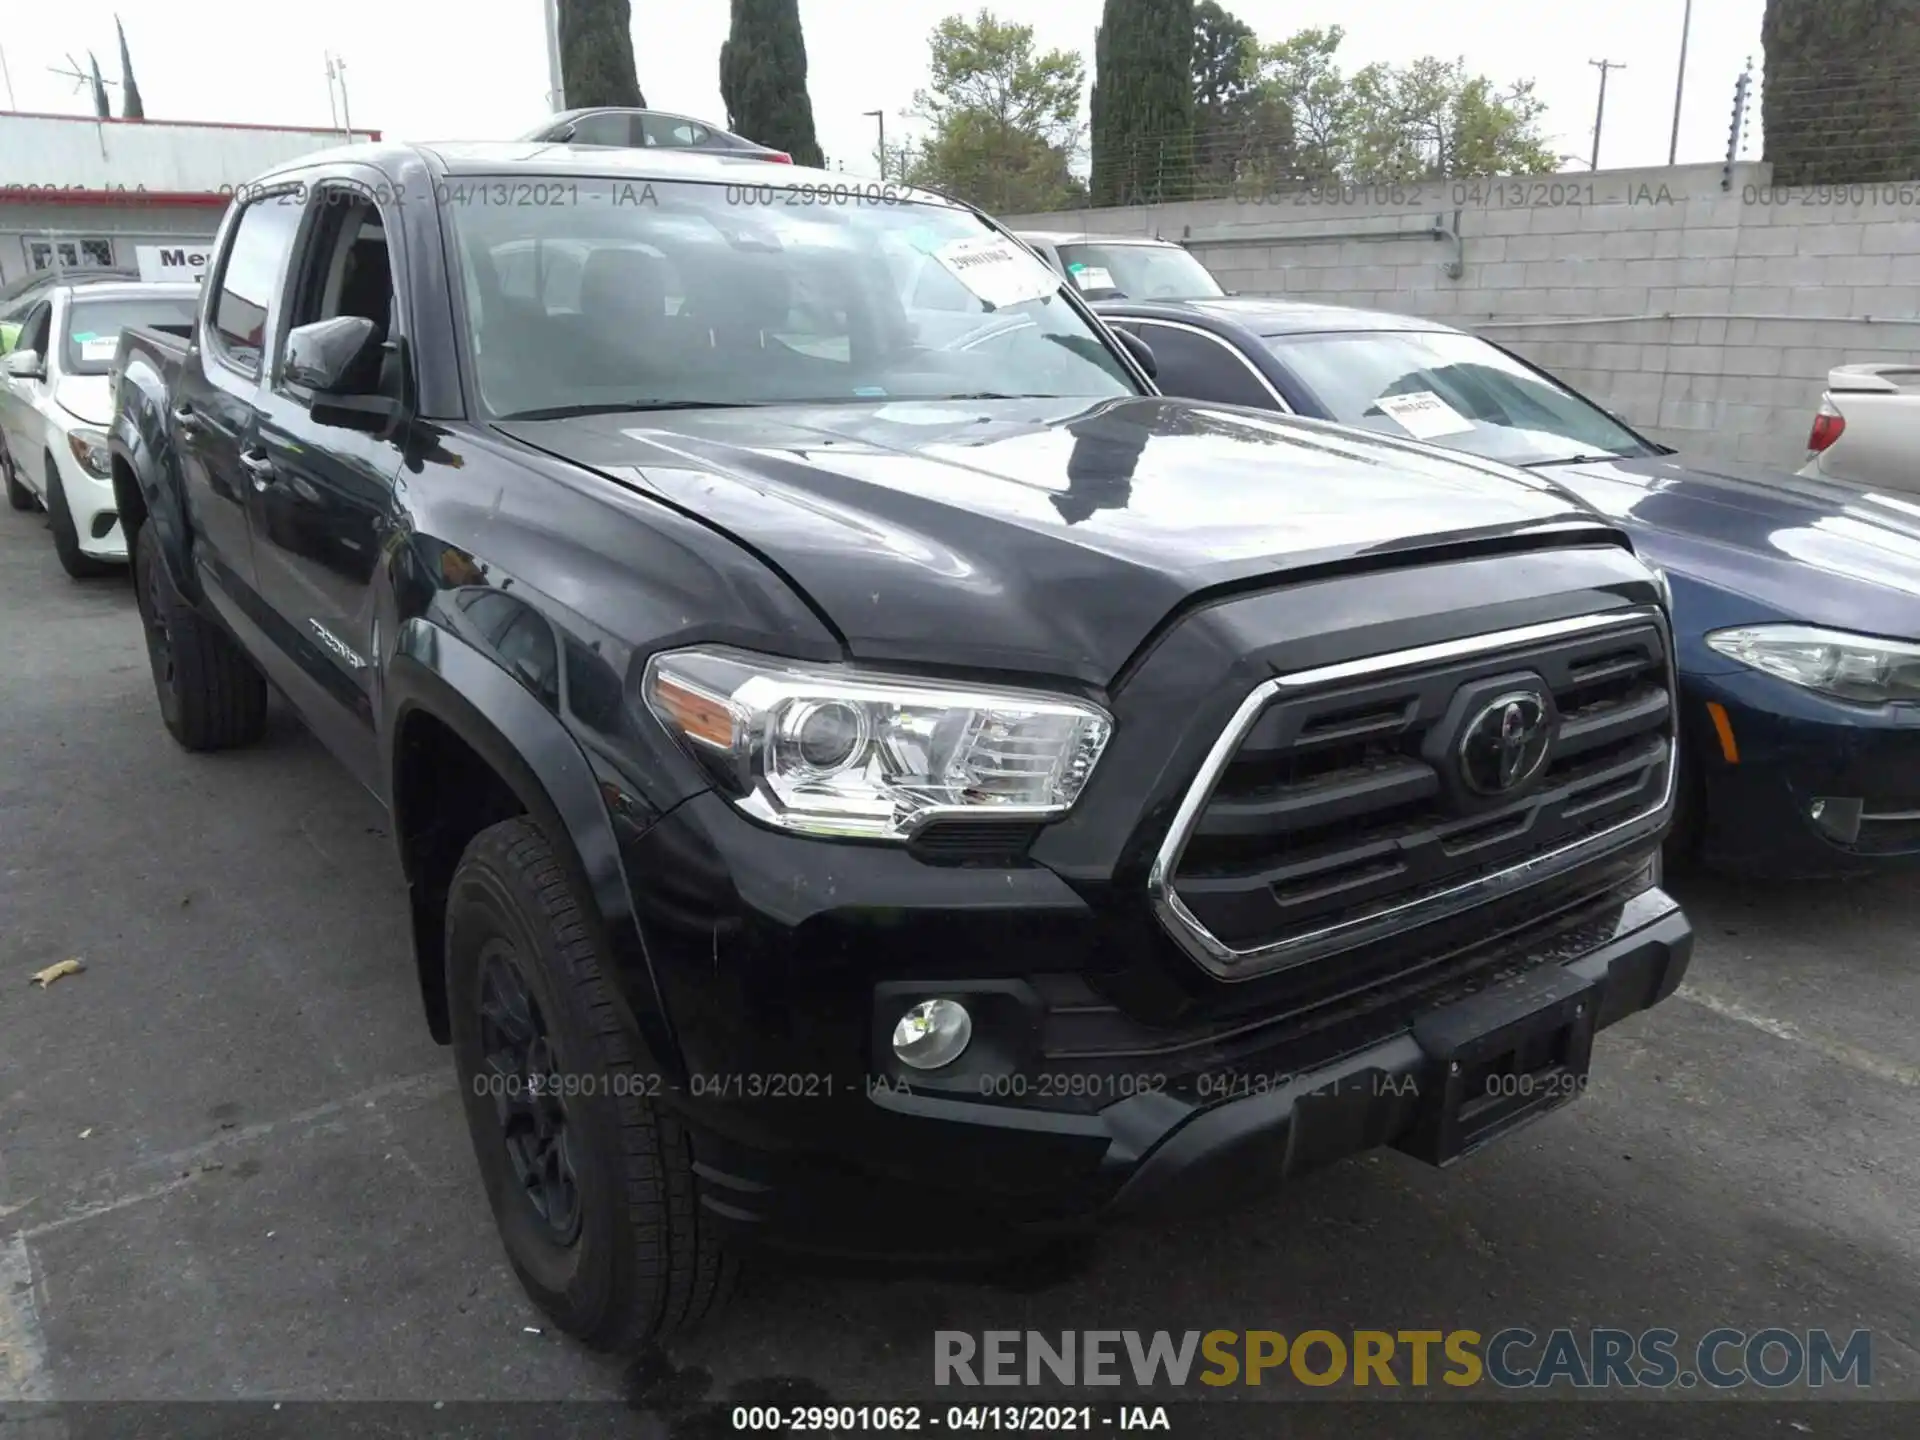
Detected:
[171,405,202,434]
[239,448,277,489]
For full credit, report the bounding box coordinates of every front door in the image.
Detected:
[244,180,406,795]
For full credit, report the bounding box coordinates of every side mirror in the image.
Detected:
[284,316,403,435]
[3,349,45,380]
[1114,328,1157,380]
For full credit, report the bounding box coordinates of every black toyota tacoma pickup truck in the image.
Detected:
[111,142,1692,1348]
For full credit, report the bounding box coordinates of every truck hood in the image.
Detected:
[1539,453,1920,633]
[500,396,1621,683]
[54,374,112,428]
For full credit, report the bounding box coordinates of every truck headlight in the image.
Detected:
[643,646,1113,840]
[67,428,111,480]
[1706,624,1920,704]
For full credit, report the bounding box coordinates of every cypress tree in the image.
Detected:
[557,0,646,110]
[1762,0,1920,184]
[719,0,826,168]
[116,16,145,120]
[1091,0,1197,206]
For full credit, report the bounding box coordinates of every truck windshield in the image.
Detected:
[444,179,1140,419]
[1055,242,1223,300]
[64,296,199,376]
[1263,329,1657,467]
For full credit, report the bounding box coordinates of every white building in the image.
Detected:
[0,111,380,290]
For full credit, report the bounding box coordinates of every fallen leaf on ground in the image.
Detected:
[30,958,85,988]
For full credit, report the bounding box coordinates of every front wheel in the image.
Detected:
[447,817,734,1349]
[45,457,115,578]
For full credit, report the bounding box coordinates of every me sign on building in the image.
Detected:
[135,244,213,283]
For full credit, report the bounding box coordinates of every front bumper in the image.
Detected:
[624,791,1691,1256]
[54,443,125,559]
[1684,669,1920,877]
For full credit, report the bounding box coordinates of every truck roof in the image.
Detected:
[250,140,951,205]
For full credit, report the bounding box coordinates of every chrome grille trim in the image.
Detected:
[1148,607,1677,982]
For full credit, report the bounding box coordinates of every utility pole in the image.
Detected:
[1722,56,1754,190]
[1667,0,1693,164]
[0,45,15,109]
[336,55,353,138]
[544,0,566,112]
[863,109,885,179]
[1588,59,1626,171]
[325,53,340,131]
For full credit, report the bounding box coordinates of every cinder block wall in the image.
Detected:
[1003,161,1920,469]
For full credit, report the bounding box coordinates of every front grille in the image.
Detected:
[1150,610,1675,980]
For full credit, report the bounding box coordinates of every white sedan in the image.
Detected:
[1798,362,1920,499]
[1,280,199,576]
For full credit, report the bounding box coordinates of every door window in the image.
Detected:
[1134,322,1278,410]
[211,196,303,377]
[641,114,709,148]
[275,188,396,401]
[568,112,638,147]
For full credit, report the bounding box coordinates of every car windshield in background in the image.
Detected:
[64,297,200,376]
[1263,329,1655,467]
[444,180,1139,419]
[1055,243,1224,300]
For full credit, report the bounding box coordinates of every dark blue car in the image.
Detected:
[1095,297,1920,878]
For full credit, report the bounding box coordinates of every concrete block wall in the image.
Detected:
[1003,161,1920,469]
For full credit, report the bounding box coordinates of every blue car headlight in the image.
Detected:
[1706,624,1920,705]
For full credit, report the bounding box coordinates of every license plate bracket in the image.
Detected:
[1393,968,1600,1166]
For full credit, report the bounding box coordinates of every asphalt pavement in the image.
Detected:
[1,502,1916,1440]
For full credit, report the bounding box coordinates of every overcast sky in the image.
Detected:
[2,0,1766,179]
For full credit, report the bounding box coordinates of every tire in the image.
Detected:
[133,521,270,751]
[45,456,114,578]
[448,817,734,1351]
[3,450,34,511]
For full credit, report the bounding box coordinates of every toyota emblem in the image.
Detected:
[1459,690,1553,796]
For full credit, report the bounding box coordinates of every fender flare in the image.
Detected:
[382,616,682,1078]
[108,368,194,599]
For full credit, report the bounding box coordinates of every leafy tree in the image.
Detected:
[87,54,111,120]
[1345,57,1557,180]
[1090,0,1197,206]
[894,11,1087,212]
[1762,0,1920,184]
[720,0,826,168]
[1190,1,1292,189]
[116,16,144,120]
[557,0,645,109]
[1251,26,1555,185]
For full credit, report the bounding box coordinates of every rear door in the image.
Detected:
[244,174,409,793]
[173,190,305,610]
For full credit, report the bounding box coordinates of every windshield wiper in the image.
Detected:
[497,400,764,421]
[1517,451,1630,469]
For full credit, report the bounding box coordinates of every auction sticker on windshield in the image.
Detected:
[78,336,119,362]
[1375,390,1475,440]
[934,237,1059,310]
[1069,265,1116,291]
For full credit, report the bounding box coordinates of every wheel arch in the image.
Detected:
[384,618,680,1077]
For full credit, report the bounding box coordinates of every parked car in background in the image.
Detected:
[518,107,791,162]
[1017,231,1225,300]
[112,140,1692,1348]
[1799,362,1920,497]
[0,279,200,574]
[1098,297,1920,879]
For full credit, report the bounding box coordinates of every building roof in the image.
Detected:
[0,111,380,206]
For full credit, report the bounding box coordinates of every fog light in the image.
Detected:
[1809,797,1864,846]
[891,999,972,1071]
